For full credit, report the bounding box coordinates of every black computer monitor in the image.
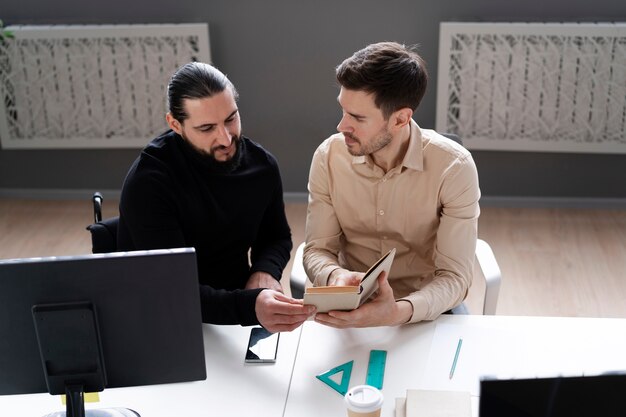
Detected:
[480,373,626,417]
[0,248,207,417]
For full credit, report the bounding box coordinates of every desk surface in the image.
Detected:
[3,315,626,417]
[285,315,626,417]
[0,324,301,417]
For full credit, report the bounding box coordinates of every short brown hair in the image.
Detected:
[336,42,428,119]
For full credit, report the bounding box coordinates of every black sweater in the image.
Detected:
[118,130,292,325]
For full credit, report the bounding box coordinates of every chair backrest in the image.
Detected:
[86,192,119,253]
[86,217,119,253]
[475,239,501,315]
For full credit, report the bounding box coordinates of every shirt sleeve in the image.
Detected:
[303,141,345,286]
[199,286,263,326]
[400,153,481,322]
[250,159,293,281]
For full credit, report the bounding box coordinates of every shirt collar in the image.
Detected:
[402,119,424,172]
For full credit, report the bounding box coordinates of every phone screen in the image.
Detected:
[245,327,279,363]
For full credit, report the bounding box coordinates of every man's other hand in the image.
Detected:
[314,272,413,328]
[255,290,316,333]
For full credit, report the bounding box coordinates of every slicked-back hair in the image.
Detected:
[336,42,428,119]
[167,62,239,122]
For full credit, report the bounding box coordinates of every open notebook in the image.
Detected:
[303,248,396,313]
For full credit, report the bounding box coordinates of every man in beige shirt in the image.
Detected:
[304,42,480,327]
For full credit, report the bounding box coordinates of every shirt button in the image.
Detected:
[379,210,385,216]
[382,236,388,240]
[382,177,387,182]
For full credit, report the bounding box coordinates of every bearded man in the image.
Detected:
[119,62,314,332]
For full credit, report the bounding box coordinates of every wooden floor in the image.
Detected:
[1,199,625,318]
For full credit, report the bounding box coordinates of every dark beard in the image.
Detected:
[180,133,244,175]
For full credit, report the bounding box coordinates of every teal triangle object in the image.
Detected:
[316,360,353,395]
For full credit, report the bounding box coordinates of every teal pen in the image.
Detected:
[449,338,463,379]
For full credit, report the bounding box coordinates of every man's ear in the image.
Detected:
[166,113,183,135]
[388,108,413,132]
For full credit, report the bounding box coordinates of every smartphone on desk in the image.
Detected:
[245,326,279,363]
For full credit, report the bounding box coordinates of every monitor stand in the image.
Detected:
[33,303,140,417]
[39,383,141,417]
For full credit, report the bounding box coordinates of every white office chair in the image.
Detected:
[289,238,502,315]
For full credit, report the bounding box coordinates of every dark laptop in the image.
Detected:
[479,373,626,417]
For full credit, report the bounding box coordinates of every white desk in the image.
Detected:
[0,324,301,417]
[3,315,626,417]
[284,315,626,417]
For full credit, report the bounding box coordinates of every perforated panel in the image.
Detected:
[0,24,210,149]
[436,23,626,153]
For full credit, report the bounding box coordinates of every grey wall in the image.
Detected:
[1,0,626,201]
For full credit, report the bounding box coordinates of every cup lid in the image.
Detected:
[344,385,384,412]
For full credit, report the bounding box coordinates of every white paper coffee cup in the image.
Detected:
[344,385,384,417]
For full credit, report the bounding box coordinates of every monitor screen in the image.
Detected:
[480,373,626,417]
[0,248,207,397]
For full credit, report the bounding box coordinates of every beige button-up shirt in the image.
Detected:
[304,120,480,322]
